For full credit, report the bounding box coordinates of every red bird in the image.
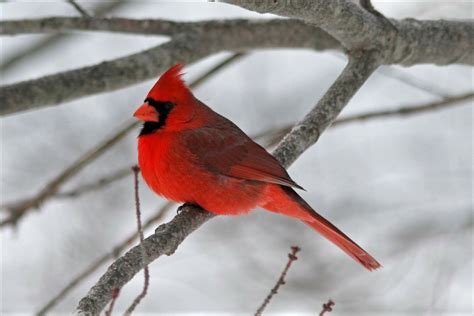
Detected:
[134,64,380,271]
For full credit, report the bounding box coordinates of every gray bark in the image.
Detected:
[222,0,474,65]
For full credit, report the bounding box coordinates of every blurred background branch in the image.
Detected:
[1,1,128,74]
[65,0,90,18]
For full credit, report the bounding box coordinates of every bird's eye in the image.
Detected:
[163,102,174,110]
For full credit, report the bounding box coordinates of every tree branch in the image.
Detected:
[0,19,338,116]
[222,0,474,65]
[76,52,379,315]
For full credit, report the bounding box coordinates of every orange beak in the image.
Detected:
[133,103,159,122]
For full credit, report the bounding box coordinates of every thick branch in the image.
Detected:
[0,19,338,116]
[222,0,474,65]
[76,52,378,315]
[223,0,382,50]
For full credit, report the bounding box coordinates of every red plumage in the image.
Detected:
[134,64,381,271]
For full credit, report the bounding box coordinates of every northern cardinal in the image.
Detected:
[134,64,380,270]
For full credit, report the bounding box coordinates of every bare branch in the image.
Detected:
[1,53,247,228]
[36,202,173,316]
[0,19,337,116]
[66,0,90,18]
[222,0,474,65]
[76,52,379,315]
[255,246,301,316]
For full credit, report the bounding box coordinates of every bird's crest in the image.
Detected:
[146,63,192,102]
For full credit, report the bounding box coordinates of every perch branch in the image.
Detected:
[36,202,174,316]
[76,52,378,315]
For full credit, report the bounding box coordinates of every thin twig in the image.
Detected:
[319,299,335,316]
[104,288,120,316]
[255,246,301,316]
[36,202,173,316]
[55,166,133,199]
[66,0,90,17]
[332,91,474,125]
[124,166,150,314]
[1,52,248,228]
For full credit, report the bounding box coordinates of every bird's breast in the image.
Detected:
[138,132,192,202]
[137,131,263,214]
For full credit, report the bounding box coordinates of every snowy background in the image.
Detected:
[1,1,472,315]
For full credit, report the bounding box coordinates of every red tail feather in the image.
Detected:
[261,185,381,271]
[302,218,381,271]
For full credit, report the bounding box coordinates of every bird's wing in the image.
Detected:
[182,123,304,190]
